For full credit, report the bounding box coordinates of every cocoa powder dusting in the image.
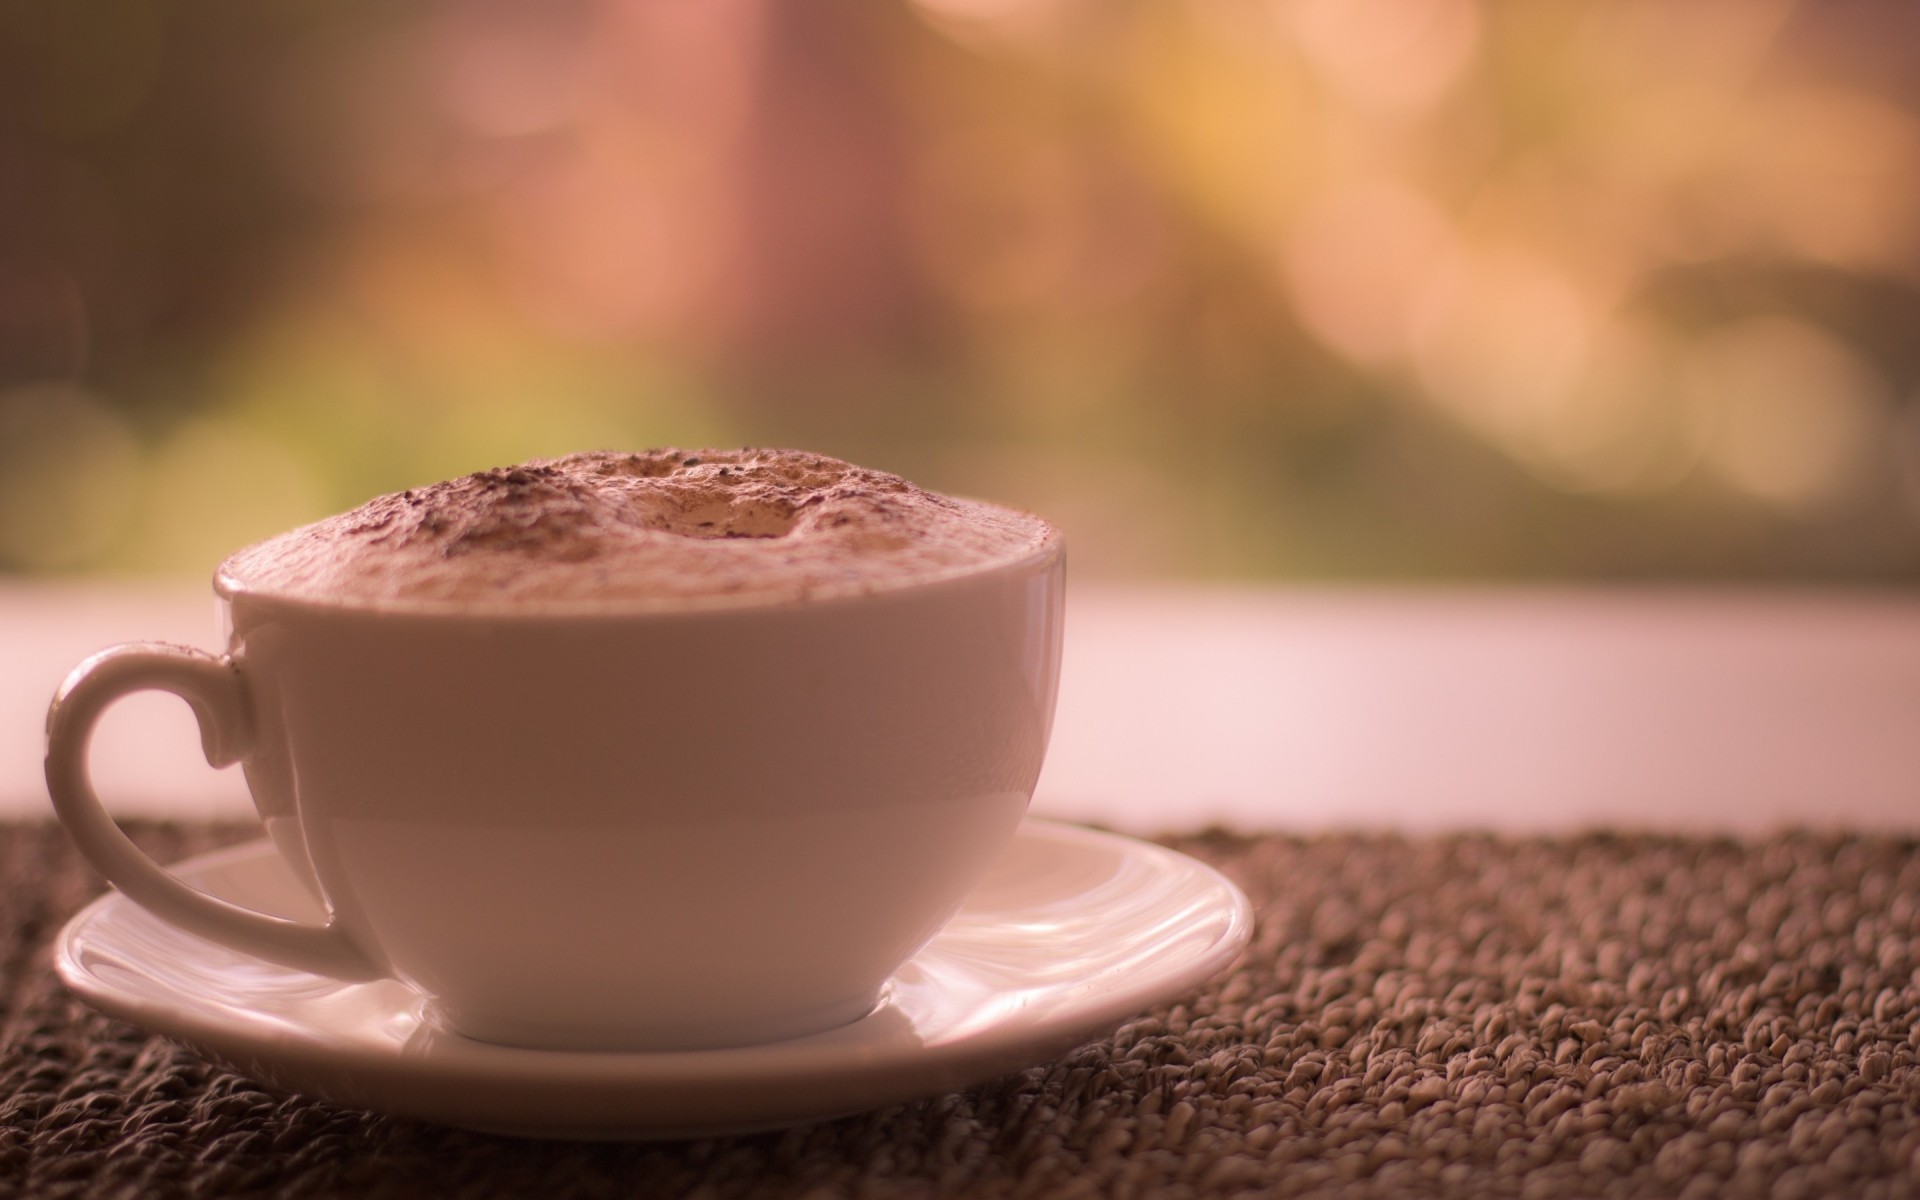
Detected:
[218,448,1054,611]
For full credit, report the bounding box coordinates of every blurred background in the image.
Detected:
[2,0,1918,586]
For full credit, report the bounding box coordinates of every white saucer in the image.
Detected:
[55,819,1252,1139]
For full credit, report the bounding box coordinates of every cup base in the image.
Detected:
[424,988,884,1053]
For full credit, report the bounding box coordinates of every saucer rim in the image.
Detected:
[54,818,1253,1135]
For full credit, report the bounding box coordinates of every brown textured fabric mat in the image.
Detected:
[2,822,1918,1199]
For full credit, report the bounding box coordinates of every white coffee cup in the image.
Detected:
[46,532,1064,1051]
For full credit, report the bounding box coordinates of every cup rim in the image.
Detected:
[213,520,1064,621]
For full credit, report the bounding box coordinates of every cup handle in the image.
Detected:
[45,643,379,981]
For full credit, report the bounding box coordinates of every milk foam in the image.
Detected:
[217,449,1056,611]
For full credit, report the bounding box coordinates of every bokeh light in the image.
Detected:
[1412,247,1595,456]
[1281,176,1456,365]
[1284,0,1481,118]
[1,0,1917,582]
[1680,319,1890,511]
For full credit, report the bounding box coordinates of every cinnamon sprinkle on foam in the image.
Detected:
[219,449,1055,611]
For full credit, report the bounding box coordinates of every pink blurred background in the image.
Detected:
[3,0,1918,585]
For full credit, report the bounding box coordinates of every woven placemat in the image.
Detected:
[2,822,1917,1199]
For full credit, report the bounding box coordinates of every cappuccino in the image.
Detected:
[219,448,1054,611]
[50,444,1065,1050]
